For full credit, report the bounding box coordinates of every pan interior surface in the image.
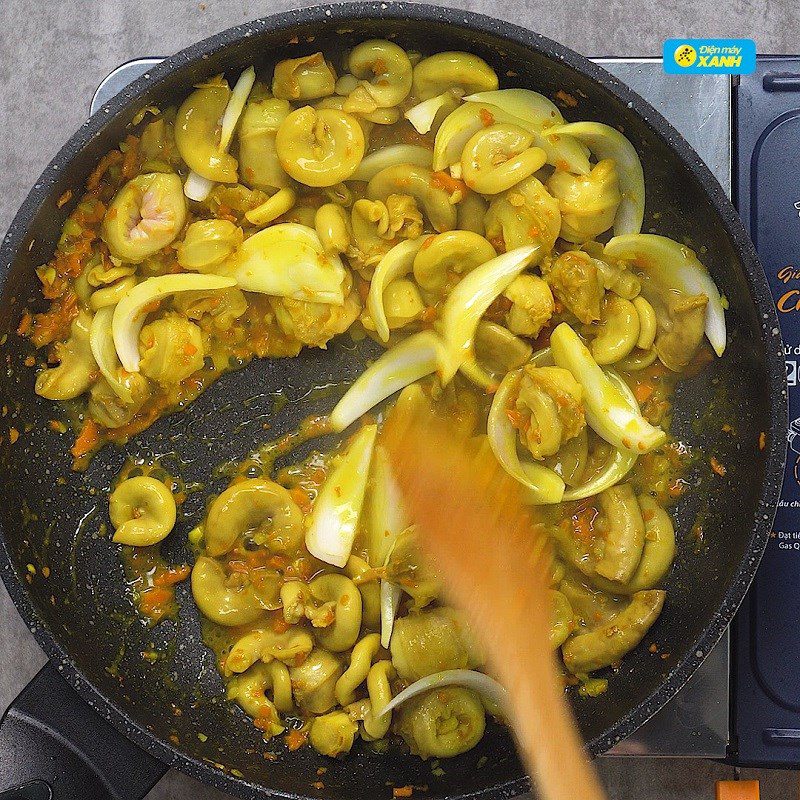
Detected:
[0,6,784,800]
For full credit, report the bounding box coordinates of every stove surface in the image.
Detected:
[734,56,800,768]
[91,57,733,760]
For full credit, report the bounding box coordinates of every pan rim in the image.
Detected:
[0,3,787,798]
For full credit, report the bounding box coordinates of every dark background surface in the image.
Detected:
[0,1,797,797]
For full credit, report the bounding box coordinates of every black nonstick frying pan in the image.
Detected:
[0,5,787,800]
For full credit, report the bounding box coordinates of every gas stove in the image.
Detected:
[90,56,792,765]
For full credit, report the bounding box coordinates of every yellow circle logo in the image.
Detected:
[674,44,697,68]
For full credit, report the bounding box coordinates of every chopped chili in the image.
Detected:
[430,170,467,196]
[71,419,100,459]
[285,729,308,751]
[634,381,655,404]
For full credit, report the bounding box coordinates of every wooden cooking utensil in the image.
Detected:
[383,403,607,800]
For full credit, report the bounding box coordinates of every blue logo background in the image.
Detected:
[663,38,756,75]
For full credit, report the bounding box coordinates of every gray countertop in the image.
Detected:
[0,1,798,797]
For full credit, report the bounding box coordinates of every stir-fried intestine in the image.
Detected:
[22,42,725,761]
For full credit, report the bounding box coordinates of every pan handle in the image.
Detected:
[0,661,167,800]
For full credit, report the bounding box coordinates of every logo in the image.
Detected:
[663,38,756,75]
[674,44,697,68]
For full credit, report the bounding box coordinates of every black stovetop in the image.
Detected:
[733,56,800,768]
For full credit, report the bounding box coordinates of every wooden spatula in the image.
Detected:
[383,403,607,800]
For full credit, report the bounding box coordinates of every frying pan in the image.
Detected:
[0,4,787,800]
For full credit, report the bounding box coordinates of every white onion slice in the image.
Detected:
[465,89,591,174]
[367,238,425,343]
[563,445,637,502]
[380,580,403,649]
[378,669,508,719]
[219,66,256,152]
[305,424,377,568]
[369,444,409,649]
[405,92,455,135]
[183,67,255,202]
[547,121,645,236]
[440,245,539,382]
[604,233,726,357]
[184,171,215,202]
[350,145,434,183]
[112,273,236,372]
[466,88,565,129]
[487,368,566,505]
[562,373,639,501]
[329,331,448,432]
[367,446,409,567]
[89,306,135,403]
[550,323,666,453]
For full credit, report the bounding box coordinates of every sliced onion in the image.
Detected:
[112,273,236,372]
[380,580,403,649]
[405,92,456,135]
[466,88,565,128]
[433,102,505,171]
[219,66,256,152]
[488,362,637,502]
[89,306,134,403]
[434,102,547,172]
[547,121,645,236]
[235,223,347,304]
[350,145,433,183]
[440,245,539,382]
[306,424,377,568]
[487,368,566,504]
[329,331,448,432]
[367,239,426,343]
[184,67,256,203]
[550,323,666,453]
[367,446,409,566]
[184,171,215,202]
[378,669,508,719]
[561,371,638,500]
[368,444,410,649]
[563,446,637,501]
[604,233,726,356]
[465,90,591,174]
[89,305,119,383]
